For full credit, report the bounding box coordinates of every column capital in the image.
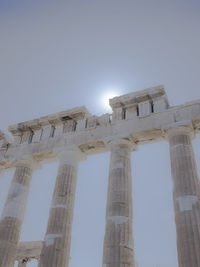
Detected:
[56,148,86,165]
[163,123,195,140]
[107,138,137,151]
[14,158,41,170]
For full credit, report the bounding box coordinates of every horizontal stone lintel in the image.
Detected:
[8,106,90,134]
[0,99,200,169]
[109,85,168,109]
[16,241,43,261]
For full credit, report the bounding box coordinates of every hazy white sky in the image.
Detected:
[0,1,200,267]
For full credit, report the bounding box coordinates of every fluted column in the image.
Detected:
[167,126,200,267]
[0,163,34,267]
[102,139,136,267]
[38,149,85,267]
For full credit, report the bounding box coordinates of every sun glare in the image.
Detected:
[102,90,121,110]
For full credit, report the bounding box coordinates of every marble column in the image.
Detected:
[38,149,85,267]
[0,163,34,267]
[102,139,136,267]
[167,126,200,267]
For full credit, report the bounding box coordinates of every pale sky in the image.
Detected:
[0,1,200,267]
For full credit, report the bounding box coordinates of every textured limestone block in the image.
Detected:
[112,107,123,121]
[13,133,22,145]
[63,120,75,133]
[98,114,110,126]
[41,125,53,140]
[0,165,33,267]
[32,129,42,143]
[16,240,43,261]
[153,97,168,112]
[54,124,64,136]
[168,127,200,267]
[76,119,87,131]
[87,116,99,128]
[126,106,137,120]
[138,101,152,117]
[21,131,33,144]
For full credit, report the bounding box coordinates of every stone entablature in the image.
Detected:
[110,85,169,118]
[0,130,11,149]
[0,85,200,171]
[8,106,90,145]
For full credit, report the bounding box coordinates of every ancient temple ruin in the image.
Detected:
[0,85,200,267]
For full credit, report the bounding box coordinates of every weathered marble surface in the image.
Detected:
[0,165,33,267]
[167,126,200,267]
[102,140,136,267]
[38,150,85,267]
